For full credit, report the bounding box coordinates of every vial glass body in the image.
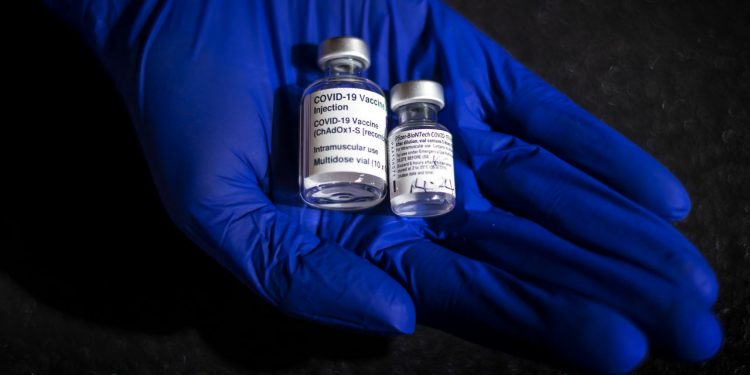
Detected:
[299,59,388,210]
[388,103,456,217]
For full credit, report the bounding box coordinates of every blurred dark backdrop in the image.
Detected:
[3,1,749,374]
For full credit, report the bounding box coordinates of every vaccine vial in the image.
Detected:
[388,80,456,217]
[299,37,388,210]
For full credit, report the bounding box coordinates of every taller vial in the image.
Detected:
[299,37,388,210]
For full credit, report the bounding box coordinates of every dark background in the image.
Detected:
[3,0,749,374]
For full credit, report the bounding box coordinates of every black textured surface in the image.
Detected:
[3,1,749,374]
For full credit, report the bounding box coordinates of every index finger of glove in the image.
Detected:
[434,4,691,221]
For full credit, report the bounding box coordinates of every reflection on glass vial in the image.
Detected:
[388,80,456,217]
[299,37,388,210]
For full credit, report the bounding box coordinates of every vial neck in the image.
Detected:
[324,58,365,77]
[396,103,439,124]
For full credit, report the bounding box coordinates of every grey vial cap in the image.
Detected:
[390,80,445,111]
[317,36,371,70]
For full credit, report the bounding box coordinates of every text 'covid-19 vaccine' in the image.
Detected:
[299,37,387,210]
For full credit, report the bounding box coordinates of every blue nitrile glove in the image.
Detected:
[44,0,721,373]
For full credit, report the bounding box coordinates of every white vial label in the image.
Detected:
[389,129,455,198]
[306,88,387,180]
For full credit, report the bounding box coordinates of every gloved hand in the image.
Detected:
[44,0,721,373]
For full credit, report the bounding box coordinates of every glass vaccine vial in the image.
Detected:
[388,80,456,217]
[299,37,388,210]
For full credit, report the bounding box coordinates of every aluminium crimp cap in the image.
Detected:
[317,36,371,70]
[390,80,445,111]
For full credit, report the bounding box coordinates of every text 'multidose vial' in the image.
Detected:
[299,37,387,210]
[388,80,456,217]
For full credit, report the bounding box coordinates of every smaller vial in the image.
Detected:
[388,80,456,217]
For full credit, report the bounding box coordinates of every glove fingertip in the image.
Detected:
[302,280,416,335]
[577,310,648,375]
[599,323,649,375]
[271,243,416,335]
[651,173,692,222]
[689,259,720,306]
[368,282,417,335]
[669,308,723,362]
